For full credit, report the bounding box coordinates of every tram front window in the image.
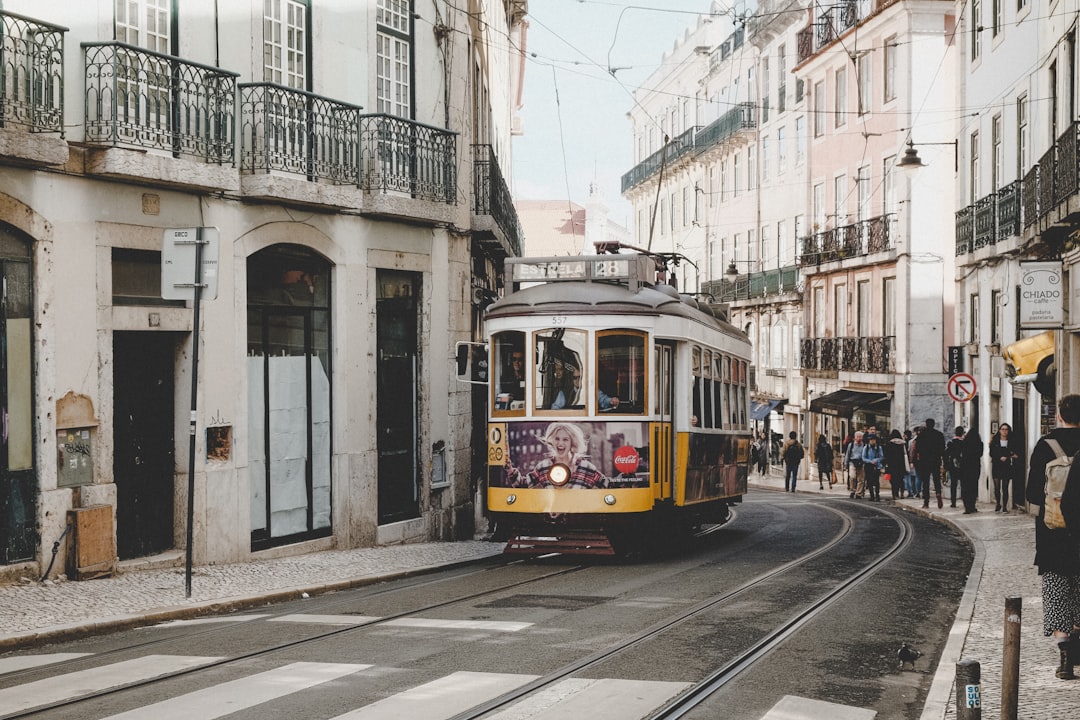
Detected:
[536,328,587,411]
[597,331,646,414]
[494,331,526,413]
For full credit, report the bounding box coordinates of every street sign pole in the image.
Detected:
[184,230,203,598]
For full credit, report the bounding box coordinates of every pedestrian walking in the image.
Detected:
[960,428,983,514]
[945,426,965,508]
[884,428,909,499]
[861,433,884,501]
[1024,394,1080,679]
[815,434,834,489]
[782,431,804,492]
[752,432,767,477]
[904,428,921,499]
[844,431,866,498]
[990,423,1023,512]
[915,418,947,509]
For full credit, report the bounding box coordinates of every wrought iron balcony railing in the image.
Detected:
[239,83,456,202]
[701,265,799,303]
[473,143,523,256]
[0,10,66,134]
[620,126,700,193]
[954,180,1022,255]
[800,336,895,374]
[1022,164,1039,229]
[694,102,756,155]
[84,42,237,163]
[798,214,895,268]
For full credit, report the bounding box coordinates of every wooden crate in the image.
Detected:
[66,505,116,580]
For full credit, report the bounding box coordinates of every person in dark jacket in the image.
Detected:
[782,431,804,492]
[1025,394,1080,678]
[915,418,947,509]
[960,428,984,514]
[814,434,834,489]
[945,426,965,508]
[990,423,1024,512]
[883,429,909,499]
[861,433,885,501]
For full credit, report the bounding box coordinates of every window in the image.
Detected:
[493,331,526,414]
[992,114,1003,190]
[772,323,786,367]
[683,186,691,226]
[733,154,741,196]
[970,130,981,202]
[762,57,770,123]
[992,0,1002,37]
[883,277,896,337]
[858,53,872,115]
[813,80,825,137]
[834,67,847,127]
[834,174,846,225]
[969,294,980,342]
[116,0,170,52]
[795,116,806,165]
[535,328,587,411]
[971,0,982,62]
[760,225,770,267]
[377,0,411,116]
[112,248,184,307]
[776,220,786,266]
[762,135,770,181]
[264,0,307,88]
[857,165,870,222]
[857,280,871,336]
[115,0,173,130]
[991,289,1002,343]
[834,285,847,337]
[777,126,787,168]
[813,286,826,337]
[884,37,897,102]
[792,326,802,368]
[813,183,826,229]
[747,147,756,190]
[777,45,787,113]
[883,156,897,215]
[597,331,647,414]
[1017,94,1029,177]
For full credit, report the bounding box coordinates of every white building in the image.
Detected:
[0,0,526,579]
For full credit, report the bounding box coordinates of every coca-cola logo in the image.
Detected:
[613,446,640,474]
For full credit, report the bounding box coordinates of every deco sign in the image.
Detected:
[1019,261,1063,329]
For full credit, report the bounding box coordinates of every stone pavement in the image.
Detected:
[0,470,1074,719]
[752,464,1075,720]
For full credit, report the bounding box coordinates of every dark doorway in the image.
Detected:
[377,270,420,524]
[113,332,176,559]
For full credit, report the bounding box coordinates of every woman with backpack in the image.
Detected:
[1024,394,1080,679]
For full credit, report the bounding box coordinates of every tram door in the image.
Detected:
[653,342,675,500]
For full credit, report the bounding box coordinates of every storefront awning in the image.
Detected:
[750,398,786,421]
[809,390,890,419]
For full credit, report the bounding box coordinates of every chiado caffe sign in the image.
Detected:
[1020,261,1063,329]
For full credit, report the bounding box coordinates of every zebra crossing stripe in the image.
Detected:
[384,618,532,632]
[268,614,381,625]
[0,654,92,675]
[327,671,539,719]
[0,655,222,715]
[101,662,370,719]
[155,615,270,627]
[484,678,691,719]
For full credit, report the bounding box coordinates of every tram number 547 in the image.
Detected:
[488,424,508,465]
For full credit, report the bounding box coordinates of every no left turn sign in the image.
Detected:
[947,372,977,403]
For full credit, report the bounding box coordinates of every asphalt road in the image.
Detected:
[0,494,972,720]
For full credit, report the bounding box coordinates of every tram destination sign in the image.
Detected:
[508,255,652,287]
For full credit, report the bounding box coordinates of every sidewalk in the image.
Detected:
[752,465,1072,720]
[0,474,1071,720]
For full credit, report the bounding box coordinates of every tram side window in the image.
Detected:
[713,353,724,428]
[701,349,714,428]
[738,360,749,427]
[493,331,526,414]
[535,328,587,411]
[597,331,646,414]
[691,346,702,426]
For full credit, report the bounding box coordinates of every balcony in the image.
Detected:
[621,126,700,193]
[83,41,238,190]
[239,82,456,217]
[472,144,523,257]
[0,10,68,166]
[798,214,895,268]
[797,0,892,64]
[955,180,1021,256]
[701,264,799,304]
[694,103,756,158]
[800,336,895,374]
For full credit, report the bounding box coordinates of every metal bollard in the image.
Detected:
[1001,597,1021,720]
[956,659,981,720]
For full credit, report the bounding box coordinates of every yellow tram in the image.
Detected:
[462,254,753,554]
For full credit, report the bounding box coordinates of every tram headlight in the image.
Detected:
[548,463,571,486]
[604,494,616,506]
[506,494,516,505]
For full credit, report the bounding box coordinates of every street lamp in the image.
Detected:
[896,139,958,173]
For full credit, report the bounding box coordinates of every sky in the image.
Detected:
[512,0,729,229]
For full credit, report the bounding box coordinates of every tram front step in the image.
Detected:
[504,533,616,555]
